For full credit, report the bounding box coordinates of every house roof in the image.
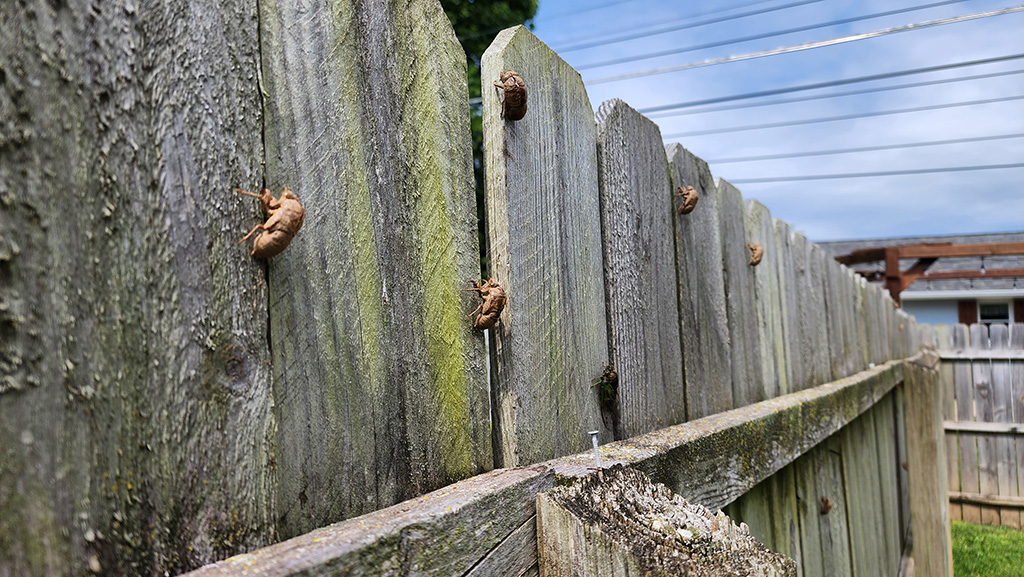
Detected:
[817,231,1024,293]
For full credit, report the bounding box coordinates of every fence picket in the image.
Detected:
[260,0,489,534]
[596,100,686,438]
[717,179,765,406]
[481,25,609,465]
[1013,324,1024,529]
[746,200,787,398]
[969,324,1001,525]
[667,144,734,417]
[775,219,801,392]
[989,325,1020,528]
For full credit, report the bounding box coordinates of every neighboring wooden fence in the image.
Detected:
[1,1,934,575]
[927,322,1024,528]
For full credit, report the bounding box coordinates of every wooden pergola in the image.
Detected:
[835,241,1024,305]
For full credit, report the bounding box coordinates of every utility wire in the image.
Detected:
[662,94,1024,138]
[728,163,1024,183]
[556,0,825,54]
[587,5,1024,84]
[576,0,967,70]
[705,133,1024,163]
[637,53,1024,114]
[647,68,1024,118]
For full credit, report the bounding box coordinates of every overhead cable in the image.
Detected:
[727,163,1024,183]
[576,0,968,70]
[648,68,1024,118]
[586,5,1024,84]
[661,94,1024,138]
[704,133,1024,163]
[556,0,825,53]
[636,53,1024,113]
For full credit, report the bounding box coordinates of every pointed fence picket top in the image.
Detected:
[259,0,490,535]
[596,99,686,439]
[667,144,733,418]
[481,26,610,465]
[716,178,765,407]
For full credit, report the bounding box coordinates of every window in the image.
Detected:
[978,302,1011,326]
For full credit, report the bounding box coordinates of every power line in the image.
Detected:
[661,94,1024,138]
[648,68,1024,118]
[705,133,1024,163]
[728,163,1024,183]
[556,0,825,54]
[587,5,1024,84]
[637,53,1024,114]
[576,0,968,70]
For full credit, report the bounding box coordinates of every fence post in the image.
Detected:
[537,467,796,576]
[260,0,490,534]
[481,26,610,464]
[905,351,953,577]
[666,144,733,418]
[595,100,686,438]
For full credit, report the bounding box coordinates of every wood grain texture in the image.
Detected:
[1013,325,1024,529]
[667,144,733,418]
[774,219,801,394]
[746,200,787,398]
[969,325,1000,525]
[0,1,275,574]
[481,26,610,464]
[905,358,953,577]
[793,238,830,389]
[872,395,901,572]
[259,0,490,536]
[596,100,686,438]
[989,325,1019,528]
[716,179,765,407]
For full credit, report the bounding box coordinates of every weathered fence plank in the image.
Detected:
[794,449,824,577]
[0,1,276,574]
[873,395,901,572]
[596,100,686,438]
[935,324,962,521]
[774,220,802,392]
[952,327,983,523]
[796,240,831,388]
[989,324,1019,528]
[667,144,734,418]
[746,200,787,399]
[969,324,1000,525]
[481,25,609,465]
[259,0,490,535]
[905,353,953,577]
[716,179,765,406]
[1013,324,1024,529]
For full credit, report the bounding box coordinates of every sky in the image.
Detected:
[524,0,1024,241]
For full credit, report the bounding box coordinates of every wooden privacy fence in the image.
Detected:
[0,1,935,575]
[926,322,1024,528]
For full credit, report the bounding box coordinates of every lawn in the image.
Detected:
[951,520,1024,577]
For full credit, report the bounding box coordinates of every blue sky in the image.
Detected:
[526,0,1024,241]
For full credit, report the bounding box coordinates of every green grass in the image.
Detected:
[951,520,1024,577]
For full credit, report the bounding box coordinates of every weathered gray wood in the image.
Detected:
[935,324,962,521]
[873,395,902,572]
[481,26,610,464]
[465,516,539,577]
[746,200,787,398]
[774,219,801,392]
[185,467,556,577]
[939,350,1024,359]
[1012,325,1024,529]
[989,324,1020,528]
[904,354,953,577]
[667,144,733,418]
[537,467,796,577]
[797,241,831,388]
[793,450,823,577]
[952,335,983,523]
[842,267,865,375]
[894,385,912,544]
[824,258,853,380]
[949,492,1024,508]
[820,436,853,577]
[259,0,491,535]
[945,421,1024,433]
[596,100,686,438]
[0,1,276,574]
[716,179,765,407]
[184,360,907,577]
[969,325,1000,525]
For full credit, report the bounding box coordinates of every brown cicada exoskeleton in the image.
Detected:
[747,243,764,266]
[493,69,527,121]
[462,278,507,330]
[675,185,699,214]
[237,187,305,259]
